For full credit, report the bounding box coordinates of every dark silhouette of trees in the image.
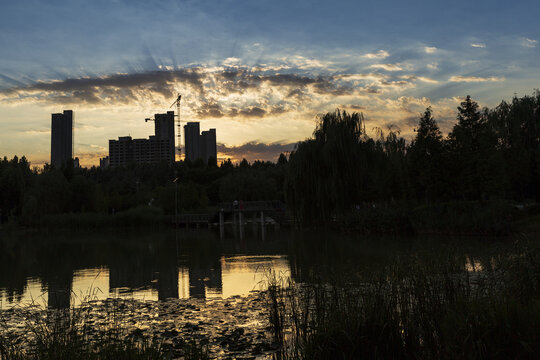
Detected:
[0,91,538,227]
[285,92,539,224]
[408,107,445,201]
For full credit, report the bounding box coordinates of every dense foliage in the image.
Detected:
[286,92,539,224]
[0,91,538,226]
[0,156,287,224]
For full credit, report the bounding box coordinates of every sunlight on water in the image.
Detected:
[0,255,290,308]
[212,255,290,298]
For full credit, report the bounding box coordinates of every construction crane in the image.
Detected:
[170,94,182,158]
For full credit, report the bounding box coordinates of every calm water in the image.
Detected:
[0,227,510,309]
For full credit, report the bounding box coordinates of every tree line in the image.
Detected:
[0,91,538,225]
[0,152,287,224]
[286,92,539,224]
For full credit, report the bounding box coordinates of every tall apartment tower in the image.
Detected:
[184,122,217,164]
[154,111,175,161]
[51,110,73,168]
[200,129,217,163]
[184,122,201,162]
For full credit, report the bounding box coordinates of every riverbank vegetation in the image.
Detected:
[1,91,538,233]
[0,299,209,360]
[266,239,540,359]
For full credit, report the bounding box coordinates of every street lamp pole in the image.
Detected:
[173,177,179,229]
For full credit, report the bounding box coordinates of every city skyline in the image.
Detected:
[0,0,539,167]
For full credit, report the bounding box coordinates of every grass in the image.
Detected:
[0,292,209,360]
[266,238,540,359]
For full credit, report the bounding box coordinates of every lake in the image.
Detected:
[0,227,510,309]
[0,227,527,358]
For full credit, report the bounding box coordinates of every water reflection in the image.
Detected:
[0,228,291,309]
[0,228,509,310]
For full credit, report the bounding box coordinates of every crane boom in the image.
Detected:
[170,94,182,159]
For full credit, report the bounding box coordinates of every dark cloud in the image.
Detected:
[196,102,290,119]
[312,79,354,96]
[218,141,297,162]
[1,69,205,104]
[0,67,371,119]
[343,104,366,110]
[229,106,267,118]
[260,73,318,86]
[197,102,226,118]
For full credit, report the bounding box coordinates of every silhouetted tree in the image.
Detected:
[286,110,366,224]
[408,107,445,201]
[447,96,501,199]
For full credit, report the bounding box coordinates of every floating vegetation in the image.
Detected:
[0,292,277,359]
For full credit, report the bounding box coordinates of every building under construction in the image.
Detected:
[107,111,175,167]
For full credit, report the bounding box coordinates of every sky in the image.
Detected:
[0,0,538,167]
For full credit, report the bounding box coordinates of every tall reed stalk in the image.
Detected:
[266,242,539,359]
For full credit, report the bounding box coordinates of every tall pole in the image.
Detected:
[174,177,179,229]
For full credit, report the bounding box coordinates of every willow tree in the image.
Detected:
[286,110,367,225]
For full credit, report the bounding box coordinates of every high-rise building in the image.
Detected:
[154,111,175,160]
[108,111,175,167]
[51,110,73,168]
[184,122,201,162]
[99,156,109,168]
[184,122,217,164]
[200,129,217,164]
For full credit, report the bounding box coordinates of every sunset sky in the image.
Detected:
[0,0,538,167]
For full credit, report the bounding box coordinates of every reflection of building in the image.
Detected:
[156,264,179,300]
[51,110,73,168]
[184,122,217,164]
[108,111,175,167]
[188,259,222,299]
[46,273,72,309]
[109,266,155,291]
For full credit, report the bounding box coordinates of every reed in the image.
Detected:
[266,241,540,359]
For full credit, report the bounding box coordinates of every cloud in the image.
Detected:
[280,55,333,69]
[521,38,537,48]
[1,69,205,104]
[21,129,50,135]
[369,63,403,71]
[230,106,267,118]
[424,46,437,54]
[342,104,366,110]
[222,57,242,66]
[363,50,390,59]
[196,102,226,118]
[400,75,439,84]
[470,43,486,48]
[448,75,505,82]
[218,141,297,162]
